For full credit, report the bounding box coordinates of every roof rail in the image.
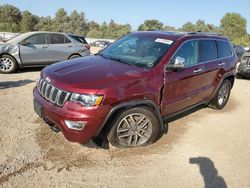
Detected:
[187,31,223,36]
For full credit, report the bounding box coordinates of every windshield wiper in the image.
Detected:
[107,56,135,67]
[95,53,108,59]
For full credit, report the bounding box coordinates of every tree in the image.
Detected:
[164,25,176,31]
[181,22,196,32]
[68,10,88,35]
[0,4,21,32]
[35,16,53,31]
[138,19,163,31]
[220,13,248,44]
[20,10,38,32]
[86,21,101,38]
[53,8,69,32]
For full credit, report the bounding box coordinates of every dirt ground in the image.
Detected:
[0,65,250,188]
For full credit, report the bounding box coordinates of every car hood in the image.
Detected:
[42,55,147,94]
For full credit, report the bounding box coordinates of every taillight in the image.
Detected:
[85,44,90,50]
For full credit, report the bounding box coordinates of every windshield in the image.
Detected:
[6,33,32,44]
[100,34,174,68]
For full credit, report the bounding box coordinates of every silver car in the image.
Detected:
[0,31,90,73]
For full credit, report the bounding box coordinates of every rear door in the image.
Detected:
[19,33,49,65]
[197,39,221,101]
[161,40,208,116]
[46,33,74,63]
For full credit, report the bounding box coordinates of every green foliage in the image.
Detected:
[20,11,38,32]
[220,13,249,45]
[163,25,177,31]
[180,20,219,33]
[221,13,247,37]
[0,4,21,32]
[34,16,53,31]
[86,20,131,39]
[0,4,249,44]
[138,19,164,31]
[181,22,196,32]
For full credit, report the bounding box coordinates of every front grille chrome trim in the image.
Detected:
[37,78,71,107]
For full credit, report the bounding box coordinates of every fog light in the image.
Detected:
[65,120,86,130]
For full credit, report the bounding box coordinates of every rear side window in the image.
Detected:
[172,40,198,66]
[24,34,46,45]
[69,35,87,44]
[50,34,71,44]
[217,41,232,58]
[199,40,217,62]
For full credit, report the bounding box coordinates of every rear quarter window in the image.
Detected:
[217,40,232,58]
[50,34,71,44]
[199,40,217,62]
[69,35,87,44]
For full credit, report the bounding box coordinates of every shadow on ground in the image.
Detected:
[190,157,227,188]
[0,79,35,89]
[17,67,44,73]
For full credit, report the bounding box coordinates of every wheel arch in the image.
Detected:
[0,53,20,68]
[225,75,235,89]
[93,100,166,148]
[68,53,81,59]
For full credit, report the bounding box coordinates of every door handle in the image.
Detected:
[68,45,73,48]
[193,68,203,74]
[42,46,48,49]
[219,62,226,66]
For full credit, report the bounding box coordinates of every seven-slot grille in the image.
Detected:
[37,79,71,107]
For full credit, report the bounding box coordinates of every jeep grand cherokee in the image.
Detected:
[33,31,237,148]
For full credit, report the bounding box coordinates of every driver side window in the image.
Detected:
[24,34,46,45]
[173,40,198,66]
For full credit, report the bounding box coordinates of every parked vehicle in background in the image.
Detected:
[236,51,250,78]
[0,32,19,42]
[90,40,112,49]
[244,46,250,52]
[33,31,237,148]
[0,31,90,73]
[233,45,245,62]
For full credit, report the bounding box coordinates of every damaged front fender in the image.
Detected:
[0,44,22,67]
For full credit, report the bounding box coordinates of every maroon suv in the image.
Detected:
[33,31,237,148]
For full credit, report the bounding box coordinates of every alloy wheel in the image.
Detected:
[218,83,230,106]
[116,113,153,147]
[0,57,13,72]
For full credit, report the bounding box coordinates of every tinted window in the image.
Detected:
[172,40,198,66]
[69,35,87,44]
[25,34,46,45]
[50,34,71,44]
[199,40,217,62]
[217,41,232,58]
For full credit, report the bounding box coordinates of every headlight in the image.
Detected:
[70,93,103,106]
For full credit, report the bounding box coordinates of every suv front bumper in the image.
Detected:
[33,88,110,144]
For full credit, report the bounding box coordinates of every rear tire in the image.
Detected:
[69,54,81,59]
[0,55,18,73]
[210,80,231,110]
[108,107,161,148]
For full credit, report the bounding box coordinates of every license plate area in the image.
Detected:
[34,99,43,118]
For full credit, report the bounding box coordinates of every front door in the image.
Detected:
[19,33,49,65]
[161,40,207,116]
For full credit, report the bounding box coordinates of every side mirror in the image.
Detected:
[165,56,185,71]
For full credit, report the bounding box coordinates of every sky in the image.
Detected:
[1,0,250,33]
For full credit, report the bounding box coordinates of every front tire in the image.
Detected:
[0,55,18,73]
[210,80,231,110]
[108,107,161,148]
